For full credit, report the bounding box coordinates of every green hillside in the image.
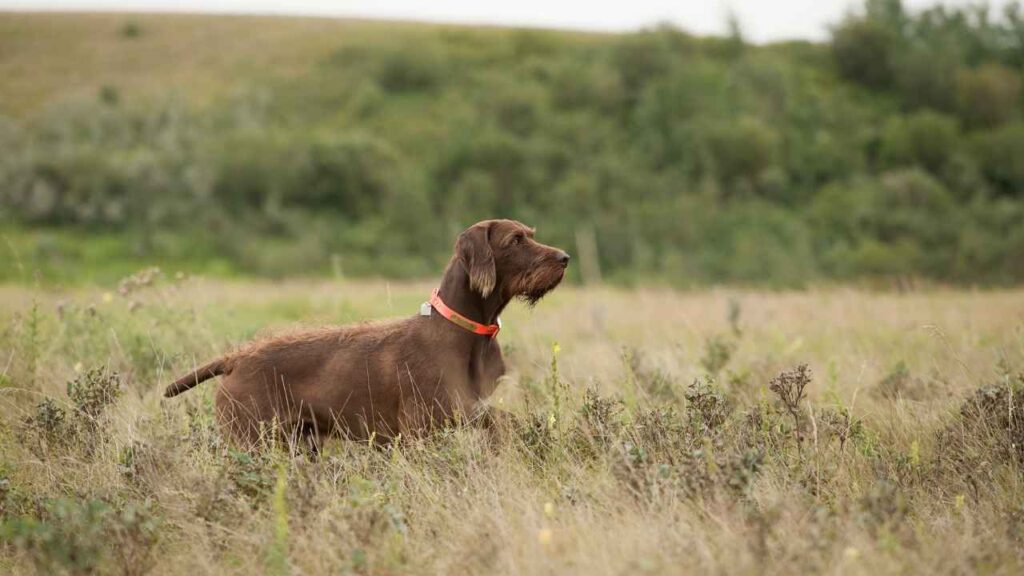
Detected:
[0,14,474,115]
[1,3,1023,285]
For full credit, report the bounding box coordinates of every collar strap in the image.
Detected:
[427,288,501,338]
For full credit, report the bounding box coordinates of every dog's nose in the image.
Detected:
[556,251,571,266]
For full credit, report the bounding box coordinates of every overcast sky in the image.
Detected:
[0,1,1015,43]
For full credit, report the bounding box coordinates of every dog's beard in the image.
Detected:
[519,289,549,307]
[513,265,565,307]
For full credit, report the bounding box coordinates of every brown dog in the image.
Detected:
[165,219,569,449]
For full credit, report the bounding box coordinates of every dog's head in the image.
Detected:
[456,219,569,305]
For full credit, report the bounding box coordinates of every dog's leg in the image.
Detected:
[215,387,265,452]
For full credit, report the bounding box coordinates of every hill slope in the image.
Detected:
[1,7,1022,286]
[0,12,605,116]
[0,14,417,114]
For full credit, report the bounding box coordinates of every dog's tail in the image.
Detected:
[164,358,228,398]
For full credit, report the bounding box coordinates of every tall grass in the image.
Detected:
[1,275,1022,574]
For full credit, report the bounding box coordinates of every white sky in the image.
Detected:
[0,1,1015,43]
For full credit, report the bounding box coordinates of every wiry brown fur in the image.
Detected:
[165,219,569,450]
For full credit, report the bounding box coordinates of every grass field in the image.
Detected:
[1,275,1022,574]
[3,7,1024,574]
[0,12,400,115]
[0,12,601,117]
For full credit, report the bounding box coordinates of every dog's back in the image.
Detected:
[185,316,457,446]
[164,320,407,398]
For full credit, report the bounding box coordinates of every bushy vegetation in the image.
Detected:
[1,1,1024,285]
[1,277,1022,573]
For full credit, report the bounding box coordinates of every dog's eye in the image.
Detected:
[511,235,522,245]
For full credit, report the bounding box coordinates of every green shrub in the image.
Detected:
[376,44,446,93]
[704,118,780,192]
[66,367,122,425]
[831,17,898,89]
[953,197,1024,282]
[699,334,735,376]
[1,497,159,576]
[548,56,624,113]
[955,63,1022,128]
[970,122,1024,196]
[19,367,122,457]
[692,201,815,285]
[811,170,960,278]
[934,371,1024,489]
[293,133,401,216]
[2,3,1024,287]
[892,42,960,111]
[631,60,732,169]
[879,111,960,173]
[611,26,695,104]
[119,20,142,39]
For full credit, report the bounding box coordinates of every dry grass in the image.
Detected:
[0,12,603,117]
[0,13,419,115]
[1,275,1023,574]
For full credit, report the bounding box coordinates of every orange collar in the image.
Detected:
[426,288,501,338]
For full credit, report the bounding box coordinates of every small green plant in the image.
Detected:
[24,299,41,388]
[67,367,122,426]
[226,449,277,505]
[935,369,1024,482]
[622,347,677,401]
[577,388,622,445]
[99,85,120,106]
[629,405,689,457]
[376,45,444,92]
[117,266,162,297]
[185,396,222,452]
[1,497,159,576]
[342,475,407,545]
[265,466,291,576]
[20,398,70,455]
[817,405,864,454]
[120,20,142,38]
[571,388,623,458]
[700,334,736,376]
[684,377,732,436]
[0,473,15,518]
[108,500,161,576]
[546,342,566,437]
[19,368,121,457]
[858,481,908,537]
[727,297,743,337]
[615,398,761,502]
[875,361,932,400]
[2,498,110,575]
[516,410,559,463]
[769,364,811,455]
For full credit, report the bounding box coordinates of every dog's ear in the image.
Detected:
[456,224,495,298]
